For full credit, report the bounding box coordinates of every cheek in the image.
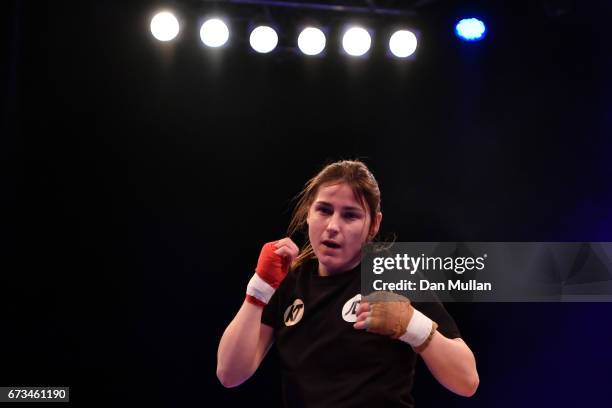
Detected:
[347,222,369,245]
[307,216,321,241]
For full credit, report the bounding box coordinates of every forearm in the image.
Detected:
[419,332,479,397]
[216,301,265,386]
[217,239,297,387]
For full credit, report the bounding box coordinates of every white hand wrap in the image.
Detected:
[246,273,276,305]
[399,308,434,347]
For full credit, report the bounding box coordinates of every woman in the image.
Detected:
[217,160,479,407]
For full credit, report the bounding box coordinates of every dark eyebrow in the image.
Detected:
[315,201,364,213]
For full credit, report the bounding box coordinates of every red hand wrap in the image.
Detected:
[245,294,266,307]
[255,242,290,289]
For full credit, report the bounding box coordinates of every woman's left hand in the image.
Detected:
[353,300,370,330]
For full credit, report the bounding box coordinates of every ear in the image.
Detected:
[369,211,382,239]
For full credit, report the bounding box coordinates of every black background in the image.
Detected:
[3,0,612,406]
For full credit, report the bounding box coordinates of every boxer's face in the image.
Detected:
[307,182,380,276]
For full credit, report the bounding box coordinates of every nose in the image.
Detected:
[326,212,341,235]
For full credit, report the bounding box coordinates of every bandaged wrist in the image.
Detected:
[246,273,276,306]
[398,308,437,350]
[413,321,438,353]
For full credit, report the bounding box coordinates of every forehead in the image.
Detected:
[313,182,366,210]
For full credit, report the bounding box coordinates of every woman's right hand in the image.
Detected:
[246,238,299,306]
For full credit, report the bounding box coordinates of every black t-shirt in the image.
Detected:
[261,259,461,408]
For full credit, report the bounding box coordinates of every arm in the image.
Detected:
[354,294,479,397]
[216,238,298,388]
[419,334,479,397]
[216,301,274,388]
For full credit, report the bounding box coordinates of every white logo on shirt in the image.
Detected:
[284,299,305,326]
[341,294,361,323]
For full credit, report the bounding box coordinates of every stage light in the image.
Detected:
[200,18,230,47]
[297,27,326,56]
[389,30,417,58]
[249,26,278,53]
[150,11,179,42]
[342,27,371,57]
[455,18,486,41]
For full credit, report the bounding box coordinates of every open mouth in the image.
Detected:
[322,240,341,249]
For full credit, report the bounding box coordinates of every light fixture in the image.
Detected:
[455,18,486,42]
[297,27,326,56]
[150,11,179,42]
[249,25,279,53]
[200,18,230,47]
[389,30,417,58]
[342,26,371,57]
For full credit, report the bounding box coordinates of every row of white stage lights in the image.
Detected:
[150,11,418,58]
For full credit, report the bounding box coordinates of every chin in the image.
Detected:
[317,253,337,266]
[316,247,360,272]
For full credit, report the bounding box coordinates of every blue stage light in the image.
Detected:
[455,18,486,42]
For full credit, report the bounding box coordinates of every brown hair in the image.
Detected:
[287,160,381,270]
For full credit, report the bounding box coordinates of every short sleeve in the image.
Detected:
[413,301,462,339]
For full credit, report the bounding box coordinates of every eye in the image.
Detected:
[343,212,360,220]
[317,206,332,215]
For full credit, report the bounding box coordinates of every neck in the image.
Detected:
[318,257,361,277]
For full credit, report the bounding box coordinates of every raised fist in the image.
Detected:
[246,238,299,306]
[354,291,438,352]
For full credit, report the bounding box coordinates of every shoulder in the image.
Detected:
[287,258,317,281]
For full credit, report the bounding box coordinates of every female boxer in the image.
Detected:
[217,160,478,407]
